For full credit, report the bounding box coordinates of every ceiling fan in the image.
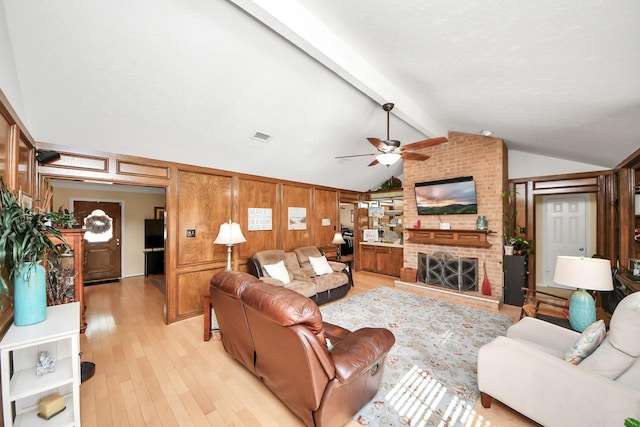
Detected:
[336,102,447,166]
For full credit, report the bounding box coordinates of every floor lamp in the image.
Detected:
[214,220,247,270]
[552,255,613,332]
[332,232,346,260]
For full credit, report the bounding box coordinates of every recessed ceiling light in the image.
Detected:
[337,158,351,165]
[251,132,272,143]
[480,130,493,137]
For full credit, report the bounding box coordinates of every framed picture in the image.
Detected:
[154,207,165,220]
[363,229,379,242]
[19,191,33,210]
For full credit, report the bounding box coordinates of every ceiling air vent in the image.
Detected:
[251,132,272,143]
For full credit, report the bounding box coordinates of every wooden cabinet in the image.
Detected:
[0,303,81,427]
[503,255,528,305]
[49,229,86,333]
[359,244,403,277]
[360,245,376,272]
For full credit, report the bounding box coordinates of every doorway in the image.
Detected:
[74,200,123,283]
[536,193,596,287]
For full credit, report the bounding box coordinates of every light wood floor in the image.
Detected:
[79,271,539,426]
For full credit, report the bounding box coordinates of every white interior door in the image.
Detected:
[542,194,590,285]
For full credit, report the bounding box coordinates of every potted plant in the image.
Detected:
[0,178,66,325]
[508,236,533,255]
[502,189,534,255]
[502,189,518,254]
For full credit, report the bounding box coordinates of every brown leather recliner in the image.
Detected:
[206,271,395,427]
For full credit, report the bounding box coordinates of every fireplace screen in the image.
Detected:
[417,251,478,292]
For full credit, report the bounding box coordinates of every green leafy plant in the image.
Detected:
[508,236,534,255]
[502,188,534,253]
[502,189,518,245]
[0,178,66,305]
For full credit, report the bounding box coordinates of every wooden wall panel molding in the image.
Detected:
[175,268,224,319]
[0,111,10,184]
[282,184,313,251]
[314,188,339,251]
[16,131,33,192]
[238,178,278,258]
[41,152,109,173]
[177,170,232,266]
[116,159,170,179]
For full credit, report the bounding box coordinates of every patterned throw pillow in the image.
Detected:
[564,320,607,365]
[263,260,291,284]
[309,256,334,275]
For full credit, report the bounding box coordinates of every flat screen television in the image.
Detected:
[145,219,165,249]
[415,176,478,215]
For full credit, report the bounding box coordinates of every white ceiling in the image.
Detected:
[3,0,639,191]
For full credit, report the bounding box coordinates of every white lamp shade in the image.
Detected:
[376,152,401,166]
[331,232,346,245]
[552,256,614,291]
[214,220,247,245]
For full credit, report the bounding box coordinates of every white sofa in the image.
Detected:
[477,292,640,427]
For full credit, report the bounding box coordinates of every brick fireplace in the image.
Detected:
[402,131,507,297]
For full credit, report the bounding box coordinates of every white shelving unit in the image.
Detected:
[1,303,80,427]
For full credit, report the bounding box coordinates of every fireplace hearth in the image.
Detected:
[417,251,478,292]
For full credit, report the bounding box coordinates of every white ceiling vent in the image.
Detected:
[251,132,272,143]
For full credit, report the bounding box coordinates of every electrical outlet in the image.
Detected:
[186,229,196,238]
[519,227,526,234]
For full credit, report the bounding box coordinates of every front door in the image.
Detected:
[74,201,122,283]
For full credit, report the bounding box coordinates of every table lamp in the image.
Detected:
[332,232,346,260]
[214,220,247,270]
[552,255,614,332]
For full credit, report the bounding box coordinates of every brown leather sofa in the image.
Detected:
[204,270,395,427]
[248,246,351,305]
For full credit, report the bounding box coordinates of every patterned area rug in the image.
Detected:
[320,287,513,427]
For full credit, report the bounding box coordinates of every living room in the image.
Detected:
[1,2,639,426]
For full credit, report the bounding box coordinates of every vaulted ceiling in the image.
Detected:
[2,1,639,191]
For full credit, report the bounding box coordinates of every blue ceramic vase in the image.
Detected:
[14,262,47,326]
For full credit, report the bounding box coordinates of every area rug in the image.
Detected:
[320,287,513,427]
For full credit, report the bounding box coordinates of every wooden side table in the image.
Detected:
[328,254,353,272]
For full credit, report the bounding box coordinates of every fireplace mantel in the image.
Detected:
[407,228,492,248]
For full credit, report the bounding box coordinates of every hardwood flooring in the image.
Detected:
[80,271,539,426]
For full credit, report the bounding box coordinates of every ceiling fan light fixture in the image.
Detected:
[376,152,401,166]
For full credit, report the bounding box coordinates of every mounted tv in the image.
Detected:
[145,219,165,249]
[415,176,478,215]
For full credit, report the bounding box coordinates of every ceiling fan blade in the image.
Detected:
[403,137,448,151]
[401,151,430,161]
[368,159,379,167]
[367,137,387,151]
[335,153,376,159]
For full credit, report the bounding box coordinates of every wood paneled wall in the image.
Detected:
[509,170,615,289]
[35,142,359,323]
[0,91,37,336]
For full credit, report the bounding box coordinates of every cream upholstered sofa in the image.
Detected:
[247,246,351,305]
[477,291,640,427]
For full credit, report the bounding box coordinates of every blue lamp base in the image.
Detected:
[568,288,596,332]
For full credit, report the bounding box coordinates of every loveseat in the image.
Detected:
[204,270,395,427]
[477,291,640,427]
[248,246,351,305]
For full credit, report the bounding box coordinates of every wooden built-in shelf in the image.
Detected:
[407,228,493,248]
